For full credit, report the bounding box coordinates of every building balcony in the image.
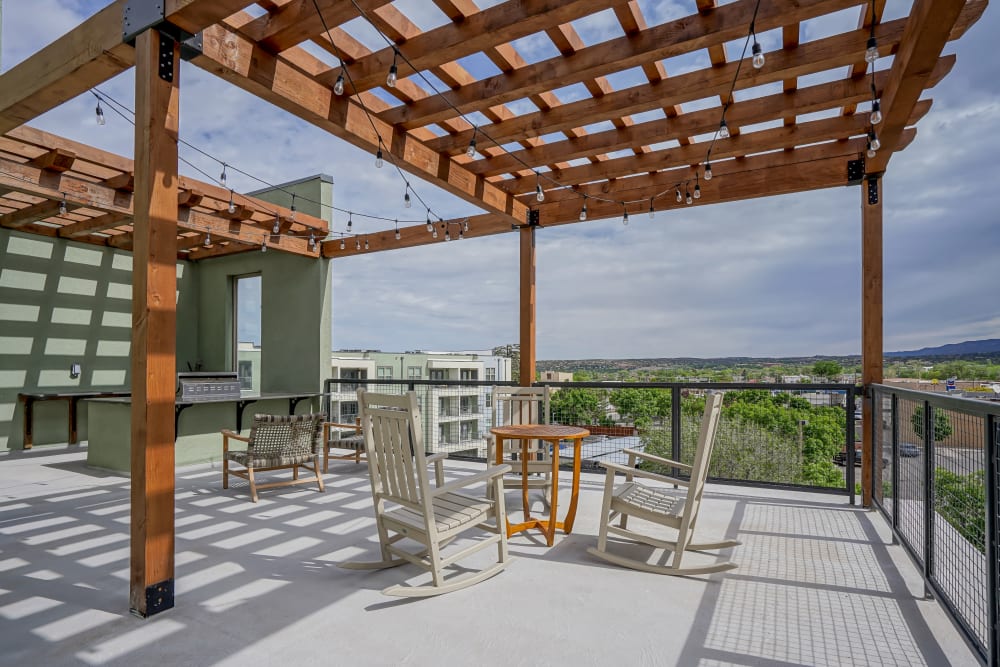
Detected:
[0,447,977,665]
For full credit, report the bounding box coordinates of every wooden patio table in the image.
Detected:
[490,424,589,546]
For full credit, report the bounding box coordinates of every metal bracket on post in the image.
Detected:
[123,0,202,62]
[157,32,174,83]
[512,209,542,231]
[866,176,880,206]
[134,579,174,617]
[847,158,866,185]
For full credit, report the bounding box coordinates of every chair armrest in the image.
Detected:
[426,452,448,486]
[325,422,361,431]
[426,452,448,465]
[431,465,512,497]
[599,461,690,487]
[221,430,249,442]
[622,448,692,471]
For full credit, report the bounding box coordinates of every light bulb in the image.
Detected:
[334,72,345,96]
[869,132,881,151]
[686,191,693,205]
[704,163,712,181]
[432,228,438,239]
[694,184,702,199]
[719,120,730,139]
[752,42,765,69]
[622,210,629,226]
[675,189,682,203]
[340,238,345,250]
[204,233,211,247]
[870,100,882,125]
[261,241,267,253]
[648,201,655,219]
[404,191,411,208]
[463,220,469,232]
[865,37,878,64]
[95,102,106,126]
[535,183,544,202]
[219,164,227,184]
[347,216,353,231]
[426,219,433,233]
[395,229,401,240]
[59,196,67,215]
[466,138,477,158]
[867,142,876,158]
[290,204,296,222]
[356,239,361,250]
[228,192,236,214]
[445,229,451,241]
[386,63,397,88]
[309,232,316,249]
[375,148,383,168]
[272,217,280,234]
[579,203,588,221]
[364,238,369,250]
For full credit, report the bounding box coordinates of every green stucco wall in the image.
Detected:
[0,229,199,450]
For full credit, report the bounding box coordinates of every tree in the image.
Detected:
[550,388,604,425]
[812,360,843,380]
[911,406,953,441]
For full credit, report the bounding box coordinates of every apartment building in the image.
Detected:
[329,350,512,456]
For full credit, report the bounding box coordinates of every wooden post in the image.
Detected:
[519,225,536,387]
[130,29,179,617]
[861,174,883,508]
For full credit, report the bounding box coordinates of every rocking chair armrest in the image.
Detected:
[426,452,448,486]
[431,465,512,497]
[599,461,690,487]
[325,421,362,432]
[426,452,449,465]
[622,448,692,471]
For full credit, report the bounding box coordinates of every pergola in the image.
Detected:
[0,0,984,617]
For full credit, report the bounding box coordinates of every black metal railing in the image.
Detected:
[869,384,1000,666]
[323,378,861,494]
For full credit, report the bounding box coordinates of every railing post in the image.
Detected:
[671,386,682,475]
[985,413,999,667]
[923,399,935,598]
[891,392,899,537]
[847,388,856,503]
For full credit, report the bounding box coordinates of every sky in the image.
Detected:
[2,0,997,359]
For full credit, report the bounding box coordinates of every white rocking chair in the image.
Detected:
[341,390,513,597]
[587,392,739,576]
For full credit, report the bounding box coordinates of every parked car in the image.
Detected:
[835,447,889,467]
[899,442,921,457]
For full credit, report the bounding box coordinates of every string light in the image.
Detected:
[865,37,879,64]
[219,163,227,185]
[676,189,683,203]
[347,212,353,232]
[394,219,400,240]
[622,204,629,226]
[445,225,451,241]
[95,100,106,125]
[386,49,398,88]
[375,147,383,168]
[333,67,346,96]
[579,197,588,221]
[309,231,316,250]
[59,193,67,215]
[272,213,281,235]
[426,212,433,232]
[432,226,438,239]
[228,190,236,214]
[463,219,469,232]
[466,127,478,158]
[751,24,764,69]
[403,186,411,208]
[535,172,544,202]
[356,238,361,250]
[694,173,702,199]
[719,119,730,139]
[686,189,693,205]
[204,232,211,247]
[870,99,882,125]
[261,237,267,253]
[648,198,655,219]
[869,130,881,151]
[704,162,713,181]
[364,237,369,250]
[340,238,346,250]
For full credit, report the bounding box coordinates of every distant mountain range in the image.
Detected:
[885,339,1000,358]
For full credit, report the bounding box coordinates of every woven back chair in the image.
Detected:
[587,392,740,575]
[340,390,513,597]
[222,413,325,503]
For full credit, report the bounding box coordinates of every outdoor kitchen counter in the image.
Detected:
[86,392,320,473]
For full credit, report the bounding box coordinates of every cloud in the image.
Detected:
[4,3,997,360]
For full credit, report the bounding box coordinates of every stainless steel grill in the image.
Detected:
[177,372,241,401]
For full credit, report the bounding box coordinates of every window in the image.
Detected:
[407,366,422,379]
[377,366,393,379]
[237,360,254,390]
[460,369,478,381]
[340,401,358,422]
[234,274,261,390]
[430,369,447,381]
[460,396,476,414]
[460,422,477,441]
[485,368,496,382]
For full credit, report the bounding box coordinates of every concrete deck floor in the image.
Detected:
[0,445,980,667]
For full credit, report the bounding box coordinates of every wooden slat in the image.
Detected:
[193,22,527,225]
[866,0,971,172]
[379,0,864,129]
[241,0,392,53]
[1,199,62,228]
[423,18,910,155]
[129,29,178,619]
[29,148,76,173]
[59,212,131,238]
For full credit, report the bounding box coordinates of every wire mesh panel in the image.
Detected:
[894,397,926,565]
[929,406,988,649]
[876,392,894,515]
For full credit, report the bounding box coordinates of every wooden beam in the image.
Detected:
[321,212,502,257]
[861,174,883,508]
[104,172,135,192]
[1,199,62,228]
[240,0,392,54]
[129,29,178,618]
[193,22,527,225]
[424,18,911,155]
[379,0,865,129]
[866,0,971,172]
[520,226,536,387]
[59,212,132,238]
[29,148,77,173]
